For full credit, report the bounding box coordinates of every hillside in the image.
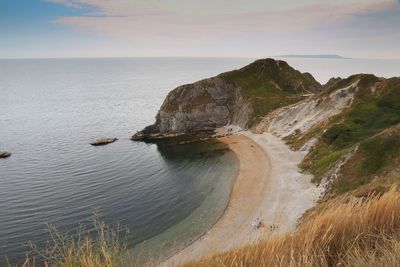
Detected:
[256,74,400,196]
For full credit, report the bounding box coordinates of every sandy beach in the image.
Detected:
[163,132,321,266]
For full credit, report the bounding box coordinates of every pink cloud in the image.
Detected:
[52,1,396,40]
[45,0,399,58]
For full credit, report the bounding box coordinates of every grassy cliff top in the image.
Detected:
[220,58,322,125]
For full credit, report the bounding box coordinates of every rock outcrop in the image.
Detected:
[90,137,118,146]
[0,151,11,158]
[132,78,252,140]
[132,58,321,140]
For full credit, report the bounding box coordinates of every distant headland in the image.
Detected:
[277,54,350,59]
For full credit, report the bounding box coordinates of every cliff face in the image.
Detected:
[145,77,252,135]
[255,78,360,137]
[133,58,321,140]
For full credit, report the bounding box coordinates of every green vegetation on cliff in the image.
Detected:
[222,59,321,125]
[322,77,400,148]
[332,125,400,193]
[301,76,400,193]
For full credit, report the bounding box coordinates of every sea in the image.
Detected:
[0,57,399,263]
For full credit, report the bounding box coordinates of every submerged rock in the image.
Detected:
[90,137,118,146]
[0,151,11,158]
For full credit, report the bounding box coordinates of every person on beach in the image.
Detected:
[252,218,260,230]
[255,218,265,229]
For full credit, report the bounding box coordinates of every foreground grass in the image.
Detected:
[184,189,400,267]
[8,189,400,266]
[7,215,128,267]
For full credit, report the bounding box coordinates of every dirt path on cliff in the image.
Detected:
[162,132,320,266]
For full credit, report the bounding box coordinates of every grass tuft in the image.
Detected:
[6,214,128,267]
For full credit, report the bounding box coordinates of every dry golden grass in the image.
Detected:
[183,189,400,267]
[7,189,400,267]
[6,215,127,267]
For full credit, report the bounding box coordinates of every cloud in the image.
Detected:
[46,0,85,9]
[47,0,393,16]
[46,0,400,58]
[51,1,395,38]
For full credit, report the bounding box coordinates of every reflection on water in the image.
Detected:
[129,139,239,264]
[153,138,231,160]
[0,58,247,263]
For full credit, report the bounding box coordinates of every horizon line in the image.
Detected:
[0,55,399,60]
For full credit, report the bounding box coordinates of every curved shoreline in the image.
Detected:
[162,131,321,266]
[144,140,241,264]
[162,134,272,266]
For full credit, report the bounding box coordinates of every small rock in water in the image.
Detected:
[0,151,11,158]
[90,137,118,146]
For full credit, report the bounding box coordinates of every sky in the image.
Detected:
[0,0,399,59]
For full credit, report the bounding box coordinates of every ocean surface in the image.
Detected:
[1,57,399,263]
[0,58,249,263]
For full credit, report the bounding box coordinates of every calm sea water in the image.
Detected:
[0,58,249,263]
[0,57,399,263]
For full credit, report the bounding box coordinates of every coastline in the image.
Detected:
[162,132,321,266]
[162,134,271,266]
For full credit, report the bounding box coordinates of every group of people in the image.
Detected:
[251,217,279,232]
[269,224,279,231]
[251,217,265,229]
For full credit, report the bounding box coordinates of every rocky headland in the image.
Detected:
[132,58,321,141]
